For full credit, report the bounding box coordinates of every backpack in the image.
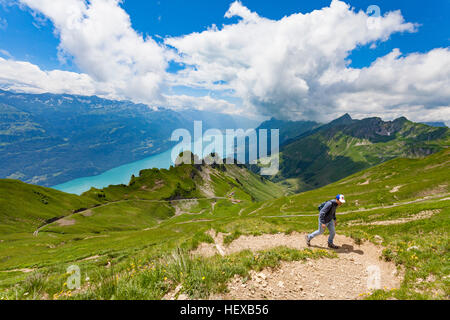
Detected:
[318,201,329,212]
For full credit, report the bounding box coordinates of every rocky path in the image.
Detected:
[193,231,401,300]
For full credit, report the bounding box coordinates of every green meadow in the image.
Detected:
[0,149,448,300]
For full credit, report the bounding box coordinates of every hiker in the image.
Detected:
[306,194,346,249]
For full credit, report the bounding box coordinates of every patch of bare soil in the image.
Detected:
[80,255,102,262]
[221,253,399,300]
[347,210,440,226]
[416,185,448,198]
[358,179,370,186]
[150,179,165,191]
[193,230,402,300]
[194,231,310,257]
[163,284,190,300]
[82,210,94,217]
[425,160,450,170]
[248,202,270,215]
[1,268,35,273]
[172,199,199,216]
[198,167,215,198]
[56,218,76,226]
[389,185,404,193]
[84,235,109,240]
[175,219,213,225]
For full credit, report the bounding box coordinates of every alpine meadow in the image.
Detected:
[0,0,449,308]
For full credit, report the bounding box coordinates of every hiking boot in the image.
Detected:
[328,243,339,249]
[305,235,311,247]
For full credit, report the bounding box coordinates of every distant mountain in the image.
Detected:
[252,114,449,192]
[421,122,448,128]
[256,117,321,146]
[0,90,258,187]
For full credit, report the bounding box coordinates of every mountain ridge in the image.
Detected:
[252,114,449,192]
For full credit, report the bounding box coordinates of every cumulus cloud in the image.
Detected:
[18,0,168,103]
[1,0,449,123]
[224,0,260,23]
[166,0,449,122]
[331,48,450,121]
[164,94,243,115]
[0,57,106,95]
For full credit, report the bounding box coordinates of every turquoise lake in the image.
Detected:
[52,147,175,195]
[52,139,254,195]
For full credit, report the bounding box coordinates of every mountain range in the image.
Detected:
[254,114,449,192]
[0,89,259,187]
[1,88,449,195]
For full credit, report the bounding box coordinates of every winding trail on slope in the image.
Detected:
[260,193,450,218]
[32,197,230,236]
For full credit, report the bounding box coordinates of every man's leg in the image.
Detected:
[308,218,325,241]
[327,220,336,245]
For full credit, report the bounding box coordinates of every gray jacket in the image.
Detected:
[319,199,338,224]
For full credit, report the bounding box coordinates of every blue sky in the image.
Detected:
[1,0,448,70]
[0,0,448,123]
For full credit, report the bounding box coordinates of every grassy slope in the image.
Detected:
[210,164,287,201]
[0,150,448,300]
[82,162,286,203]
[253,147,450,216]
[0,160,285,236]
[272,118,449,192]
[0,180,98,234]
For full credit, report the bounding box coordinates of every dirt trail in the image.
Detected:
[0,268,35,273]
[346,209,440,226]
[262,193,450,218]
[56,218,76,226]
[193,231,401,300]
[32,196,229,236]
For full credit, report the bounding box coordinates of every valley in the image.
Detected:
[0,90,258,187]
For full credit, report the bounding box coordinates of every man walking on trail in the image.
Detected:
[306,194,346,249]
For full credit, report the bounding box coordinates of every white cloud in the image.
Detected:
[331,48,450,121]
[0,57,106,95]
[224,0,260,23]
[164,94,243,115]
[18,0,168,103]
[1,0,449,123]
[165,0,449,123]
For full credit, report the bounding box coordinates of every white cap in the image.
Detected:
[337,194,346,203]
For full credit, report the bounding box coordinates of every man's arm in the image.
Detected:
[319,201,331,224]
